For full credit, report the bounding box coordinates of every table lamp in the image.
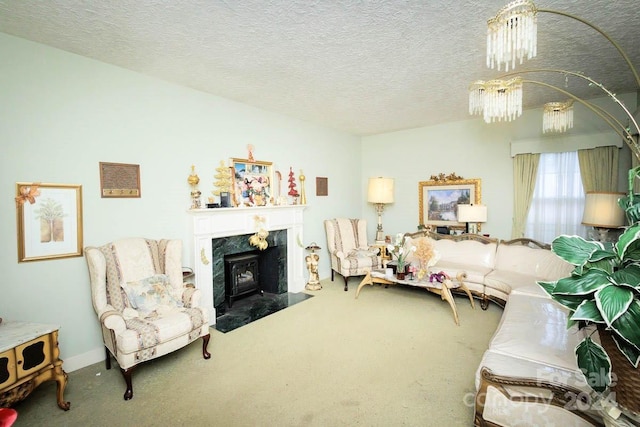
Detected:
[457,204,487,234]
[367,177,394,243]
[582,191,625,242]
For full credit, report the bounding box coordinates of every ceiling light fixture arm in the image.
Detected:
[498,68,640,161]
[536,8,640,88]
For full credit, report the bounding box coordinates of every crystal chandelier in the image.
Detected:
[487,0,537,71]
[542,100,574,133]
[469,78,523,123]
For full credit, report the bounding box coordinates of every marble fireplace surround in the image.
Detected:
[187,205,306,324]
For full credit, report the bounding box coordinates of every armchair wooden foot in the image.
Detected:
[202,334,211,359]
[120,366,136,401]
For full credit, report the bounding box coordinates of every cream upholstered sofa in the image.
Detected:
[324,218,380,291]
[405,231,573,308]
[85,238,211,400]
[403,231,602,426]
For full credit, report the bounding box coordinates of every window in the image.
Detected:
[525,151,586,243]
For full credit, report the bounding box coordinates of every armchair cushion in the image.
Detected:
[121,274,183,315]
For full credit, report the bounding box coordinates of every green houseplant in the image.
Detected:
[538,166,640,413]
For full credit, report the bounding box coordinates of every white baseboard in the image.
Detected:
[63,347,105,373]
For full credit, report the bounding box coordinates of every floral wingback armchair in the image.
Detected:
[324,218,380,291]
[85,238,210,400]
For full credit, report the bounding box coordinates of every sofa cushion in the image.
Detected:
[494,244,573,281]
[488,292,586,372]
[432,239,497,270]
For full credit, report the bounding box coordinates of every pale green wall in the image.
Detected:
[0,33,361,370]
[361,94,635,242]
[1,31,635,372]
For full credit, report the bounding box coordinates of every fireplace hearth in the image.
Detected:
[212,229,288,312]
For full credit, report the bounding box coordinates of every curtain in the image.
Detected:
[512,153,540,239]
[525,152,586,243]
[577,146,619,192]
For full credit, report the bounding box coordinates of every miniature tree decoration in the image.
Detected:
[288,167,299,198]
[212,160,233,197]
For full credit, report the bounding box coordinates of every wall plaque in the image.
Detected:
[99,162,141,198]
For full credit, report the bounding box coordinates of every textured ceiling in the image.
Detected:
[0,0,638,136]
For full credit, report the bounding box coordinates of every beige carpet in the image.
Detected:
[12,278,502,426]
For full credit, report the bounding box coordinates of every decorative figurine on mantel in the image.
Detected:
[247,144,255,162]
[187,165,201,209]
[288,167,299,204]
[305,242,322,290]
[299,169,307,205]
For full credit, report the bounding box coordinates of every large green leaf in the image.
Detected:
[570,300,604,323]
[610,265,640,290]
[536,280,556,297]
[575,337,611,393]
[617,224,640,261]
[553,270,610,296]
[583,258,615,275]
[551,235,603,266]
[611,333,640,368]
[594,285,634,326]
[611,300,640,351]
[589,249,617,263]
[549,292,591,312]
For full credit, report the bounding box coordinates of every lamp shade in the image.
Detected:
[367,177,394,204]
[457,204,488,223]
[582,192,625,228]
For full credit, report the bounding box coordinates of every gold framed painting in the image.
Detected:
[230,158,273,206]
[418,178,481,228]
[15,182,83,262]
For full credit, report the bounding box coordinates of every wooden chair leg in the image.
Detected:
[331,270,335,281]
[202,333,211,359]
[105,347,111,370]
[120,366,136,400]
[343,275,349,291]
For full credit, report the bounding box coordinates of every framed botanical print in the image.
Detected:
[15,182,83,262]
[418,178,481,228]
[230,158,273,206]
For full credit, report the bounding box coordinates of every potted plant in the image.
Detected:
[538,166,640,414]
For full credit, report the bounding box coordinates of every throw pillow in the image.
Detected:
[121,274,183,314]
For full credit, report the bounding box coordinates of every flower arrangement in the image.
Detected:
[387,233,415,273]
[413,237,441,280]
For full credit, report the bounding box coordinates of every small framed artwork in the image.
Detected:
[316,177,328,196]
[99,162,141,198]
[418,178,481,228]
[231,158,273,206]
[15,182,83,262]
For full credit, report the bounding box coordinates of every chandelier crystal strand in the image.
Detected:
[469,78,523,123]
[487,0,537,71]
[543,100,574,133]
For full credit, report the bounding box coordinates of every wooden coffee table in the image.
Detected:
[355,270,475,326]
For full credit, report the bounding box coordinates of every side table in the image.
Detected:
[0,321,70,410]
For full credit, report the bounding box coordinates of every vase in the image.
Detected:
[396,264,407,280]
[597,325,640,414]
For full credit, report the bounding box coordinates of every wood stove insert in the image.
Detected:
[224,252,262,308]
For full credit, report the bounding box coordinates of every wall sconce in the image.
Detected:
[582,192,626,242]
[457,204,488,234]
[367,177,394,243]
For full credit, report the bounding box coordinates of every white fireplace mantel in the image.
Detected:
[187,205,306,324]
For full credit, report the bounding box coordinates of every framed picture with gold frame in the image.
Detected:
[15,182,83,262]
[230,158,273,206]
[418,178,481,229]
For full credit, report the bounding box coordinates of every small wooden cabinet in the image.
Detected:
[0,321,70,410]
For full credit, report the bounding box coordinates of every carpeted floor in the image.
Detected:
[10,277,503,426]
